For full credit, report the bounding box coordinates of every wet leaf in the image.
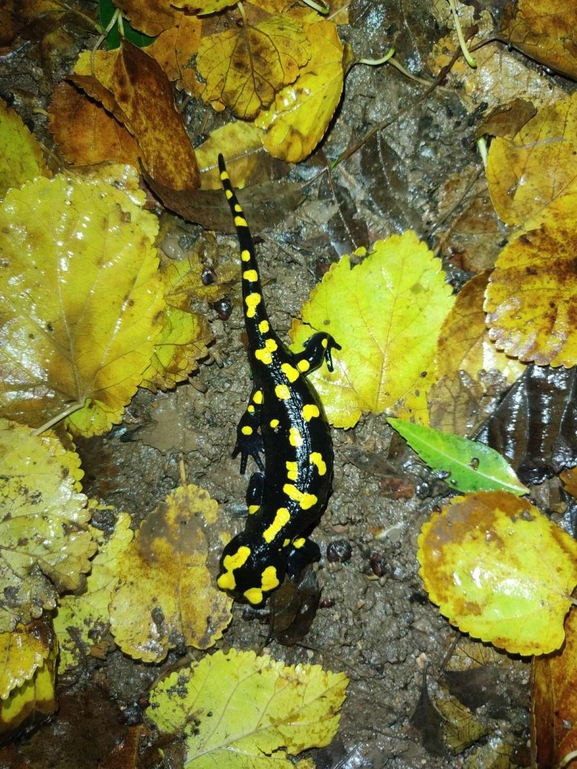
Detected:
[0,622,51,701]
[419,490,577,655]
[0,99,48,198]
[147,648,348,767]
[256,19,344,162]
[532,606,577,767]
[197,16,310,119]
[388,418,528,495]
[0,420,94,633]
[72,40,199,190]
[290,233,455,428]
[47,81,140,167]
[53,513,133,674]
[109,485,232,663]
[0,175,164,436]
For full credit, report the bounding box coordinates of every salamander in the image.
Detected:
[217,154,340,605]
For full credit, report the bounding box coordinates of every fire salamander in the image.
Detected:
[217,155,341,606]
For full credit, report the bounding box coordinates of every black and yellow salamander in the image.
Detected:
[217,154,341,606]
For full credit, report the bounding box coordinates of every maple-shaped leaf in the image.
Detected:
[0,420,95,633]
[109,485,232,663]
[419,490,577,655]
[53,513,133,674]
[197,15,310,119]
[487,91,577,227]
[0,174,164,436]
[256,19,345,163]
[48,81,140,167]
[0,98,49,198]
[484,187,577,367]
[290,232,455,429]
[147,649,348,766]
[72,41,199,190]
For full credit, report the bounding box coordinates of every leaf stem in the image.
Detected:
[447,0,476,68]
[357,48,395,67]
[33,401,86,436]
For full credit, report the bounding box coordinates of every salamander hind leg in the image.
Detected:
[292,332,341,375]
[285,537,321,581]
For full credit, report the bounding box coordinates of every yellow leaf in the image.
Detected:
[0,420,95,633]
[53,513,133,674]
[194,122,267,189]
[0,620,57,737]
[256,20,344,162]
[0,99,48,198]
[484,188,577,367]
[487,91,577,226]
[418,490,577,655]
[290,233,455,428]
[109,485,232,663]
[0,623,51,700]
[197,16,310,119]
[0,175,164,436]
[147,648,348,767]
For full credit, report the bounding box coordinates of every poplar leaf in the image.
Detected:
[388,418,529,495]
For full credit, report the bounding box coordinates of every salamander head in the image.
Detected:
[217,532,286,605]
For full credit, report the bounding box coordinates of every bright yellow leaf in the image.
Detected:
[197,16,310,119]
[147,648,348,768]
[0,622,51,700]
[109,485,232,663]
[256,20,344,162]
[0,99,48,198]
[173,0,236,13]
[484,187,577,367]
[290,233,455,428]
[487,91,577,226]
[0,420,95,633]
[194,122,267,189]
[419,490,577,655]
[0,620,57,737]
[54,513,133,674]
[0,175,164,436]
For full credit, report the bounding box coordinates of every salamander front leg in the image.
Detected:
[292,332,341,375]
[232,386,265,474]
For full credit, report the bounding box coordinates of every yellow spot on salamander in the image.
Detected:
[275,384,291,400]
[270,418,280,428]
[253,390,264,404]
[244,587,263,604]
[225,189,233,199]
[289,427,302,447]
[248,504,260,515]
[241,249,251,262]
[263,507,290,543]
[245,293,261,318]
[281,363,299,382]
[292,537,306,549]
[286,461,298,481]
[255,337,278,365]
[310,452,327,476]
[217,572,236,590]
[234,215,248,228]
[302,404,320,421]
[283,483,318,510]
[223,545,251,571]
[261,565,280,591]
[283,538,290,547]
[247,404,255,414]
[220,170,229,181]
[297,359,310,372]
[241,425,253,436]
[234,203,242,213]
[243,269,258,282]
[258,320,270,333]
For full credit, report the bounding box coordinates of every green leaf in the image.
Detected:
[387,418,529,496]
[99,0,155,50]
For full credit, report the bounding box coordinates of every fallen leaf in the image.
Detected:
[256,19,344,162]
[0,174,164,436]
[147,648,348,766]
[197,15,310,119]
[388,418,528,495]
[109,485,232,663]
[72,41,199,190]
[0,98,48,198]
[0,420,94,633]
[290,233,455,428]
[0,622,51,701]
[419,490,577,655]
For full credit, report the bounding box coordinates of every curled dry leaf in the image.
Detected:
[0,420,95,633]
[0,175,164,436]
[419,490,577,655]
